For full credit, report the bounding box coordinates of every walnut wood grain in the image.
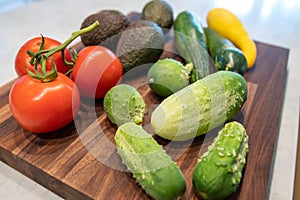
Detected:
[0,17,289,200]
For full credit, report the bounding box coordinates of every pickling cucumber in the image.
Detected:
[174,10,211,82]
[147,58,191,97]
[151,71,247,141]
[104,84,146,126]
[115,122,186,200]
[192,121,249,200]
[204,27,247,75]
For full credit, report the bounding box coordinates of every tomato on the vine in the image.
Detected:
[9,72,80,133]
[71,46,123,98]
[14,36,72,77]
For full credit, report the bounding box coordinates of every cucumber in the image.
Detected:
[151,71,247,141]
[192,121,249,200]
[103,84,146,126]
[147,58,191,97]
[115,122,186,200]
[204,27,247,75]
[174,10,211,82]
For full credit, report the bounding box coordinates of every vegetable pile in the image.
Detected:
[9,0,258,199]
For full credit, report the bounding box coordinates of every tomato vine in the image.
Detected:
[25,21,99,83]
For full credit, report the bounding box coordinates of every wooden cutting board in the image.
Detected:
[0,17,289,200]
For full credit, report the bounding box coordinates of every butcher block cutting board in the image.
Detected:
[0,16,289,200]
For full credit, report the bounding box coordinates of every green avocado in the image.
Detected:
[80,10,130,49]
[116,20,165,72]
[142,0,174,30]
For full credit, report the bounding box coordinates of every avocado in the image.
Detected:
[142,0,173,30]
[80,10,130,49]
[116,20,165,72]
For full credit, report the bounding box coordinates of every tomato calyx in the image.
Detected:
[26,54,59,82]
[26,21,99,83]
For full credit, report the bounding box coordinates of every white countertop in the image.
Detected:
[0,0,299,199]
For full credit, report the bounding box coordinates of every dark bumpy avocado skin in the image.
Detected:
[80,10,130,47]
[116,20,165,72]
[142,0,173,29]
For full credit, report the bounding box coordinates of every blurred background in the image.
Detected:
[0,0,38,13]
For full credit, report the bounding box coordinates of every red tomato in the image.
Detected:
[71,46,123,98]
[9,73,80,133]
[15,37,72,77]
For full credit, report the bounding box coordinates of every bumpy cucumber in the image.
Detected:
[174,10,211,82]
[192,121,249,200]
[151,71,247,141]
[115,122,186,200]
[147,58,191,97]
[104,84,146,126]
[204,27,247,75]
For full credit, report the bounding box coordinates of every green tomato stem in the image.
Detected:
[41,56,47,76]
[61,49,74,66]
[44,21,99,59]
[39,35,45,51]
[28,20,99,82]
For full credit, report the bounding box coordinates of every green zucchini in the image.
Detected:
[204,27,247,75]
[103,84,146,126]
[115,122,186,200]
[192,121,249,200]
[151,71,247,141]
[174,10,211,82]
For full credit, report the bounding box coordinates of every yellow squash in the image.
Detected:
[207,8,257,69]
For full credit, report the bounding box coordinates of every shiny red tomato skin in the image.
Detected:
[15,37,72,77]
[9,73,80,133]
[71,46,123,98]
